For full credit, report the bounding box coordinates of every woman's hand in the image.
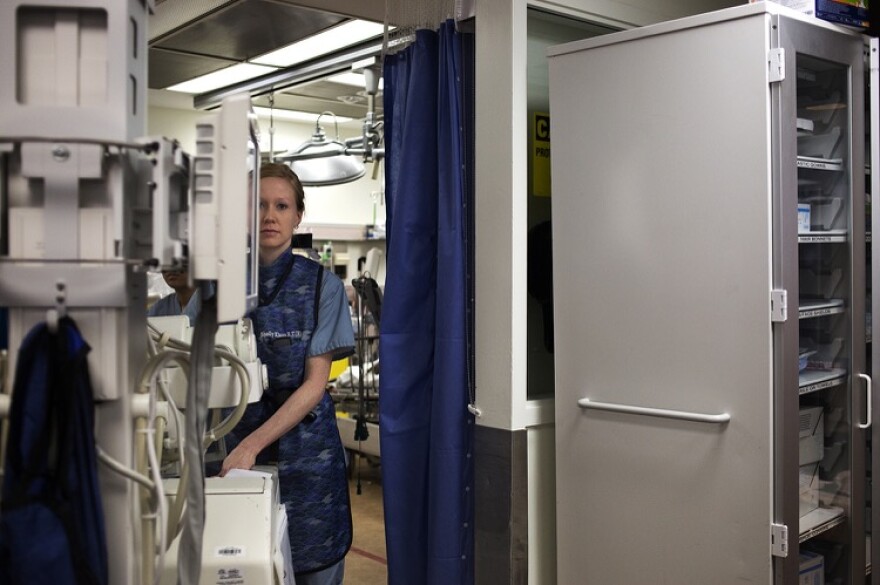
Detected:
[218,354,334,477]
[219,439,259,477]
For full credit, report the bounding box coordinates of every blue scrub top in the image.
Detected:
[309,272,355,361]
[147,288,204,325]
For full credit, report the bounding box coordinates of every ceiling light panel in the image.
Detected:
[325,72,384,91]
[166,63,278,93]
[251,20,385,68]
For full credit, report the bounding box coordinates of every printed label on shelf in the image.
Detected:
[797,157,844,171]
[798,377,845,395]
[798,234,847,243]
[798,307,843,319]
[798,299,844,320]
[798,368,847,395]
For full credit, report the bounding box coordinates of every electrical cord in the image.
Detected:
[143,324,251,546]
[145,330,186,470]
[96,317,256,585]
[156,371,186,472]
[135,349,190,585]
[139,320,253,562]
[201,348,250,444]
[144,354,168,585]
[138,349,191,558]
[145,324,250,443]
[95,446,154,490]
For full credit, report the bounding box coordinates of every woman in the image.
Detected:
[220,163,354,585]
[147,268,209,325]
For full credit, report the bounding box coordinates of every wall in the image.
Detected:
[527,422,556,585]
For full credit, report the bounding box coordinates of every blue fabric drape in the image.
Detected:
[380,22,474,585]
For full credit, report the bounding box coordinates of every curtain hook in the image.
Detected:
[268,92,276,163]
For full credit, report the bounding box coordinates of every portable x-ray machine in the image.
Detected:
[0,2,290,583]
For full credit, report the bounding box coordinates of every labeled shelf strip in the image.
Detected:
[798,299,845,319]
[798,230,847,243]
[797,156,844,171]
[798,506,845,543]
[798,368,847,395]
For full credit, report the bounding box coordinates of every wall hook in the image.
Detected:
[47,280,67,333]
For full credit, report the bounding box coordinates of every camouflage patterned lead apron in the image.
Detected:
[224,253,352,575]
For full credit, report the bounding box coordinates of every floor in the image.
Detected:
[345,455,387,585]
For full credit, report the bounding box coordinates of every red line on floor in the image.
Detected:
[350,546,387,565]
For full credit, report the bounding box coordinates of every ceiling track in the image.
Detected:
[193,37,383,109]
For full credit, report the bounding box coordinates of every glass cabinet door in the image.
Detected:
[869,36,880,585]
[795,52,861,585]
[867,59,874,582]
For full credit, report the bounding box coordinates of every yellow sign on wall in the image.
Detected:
[532,112,551,197]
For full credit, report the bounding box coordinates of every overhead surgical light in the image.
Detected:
[281,112,366,186]
[275,58,385,186]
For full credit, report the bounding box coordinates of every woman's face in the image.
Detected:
[259,176,302,264]
[161,269,189,291]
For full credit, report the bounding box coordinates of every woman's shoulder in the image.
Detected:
[319,268,346,295]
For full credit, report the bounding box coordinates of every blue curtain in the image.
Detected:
[380,21,474,585]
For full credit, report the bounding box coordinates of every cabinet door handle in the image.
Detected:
[859,373,872,430]
[577,398,730,424]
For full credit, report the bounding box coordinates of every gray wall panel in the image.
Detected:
[475,426,528,585]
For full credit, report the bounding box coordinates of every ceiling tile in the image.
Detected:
[152,0,346,61]
[148,47,236,89]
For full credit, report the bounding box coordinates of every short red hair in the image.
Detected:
[260,163,305,213]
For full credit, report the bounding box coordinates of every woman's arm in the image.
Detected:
[220,351,333,476]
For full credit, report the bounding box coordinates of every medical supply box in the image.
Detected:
[753,0,869,28]
[799,550,825,585]
[799,406,824,465]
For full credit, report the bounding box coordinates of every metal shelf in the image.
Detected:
[798,506,845,543]
[799,230,848,243]
[798,368,847,395]
[797,156,844,171]
[798,299,845,319]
